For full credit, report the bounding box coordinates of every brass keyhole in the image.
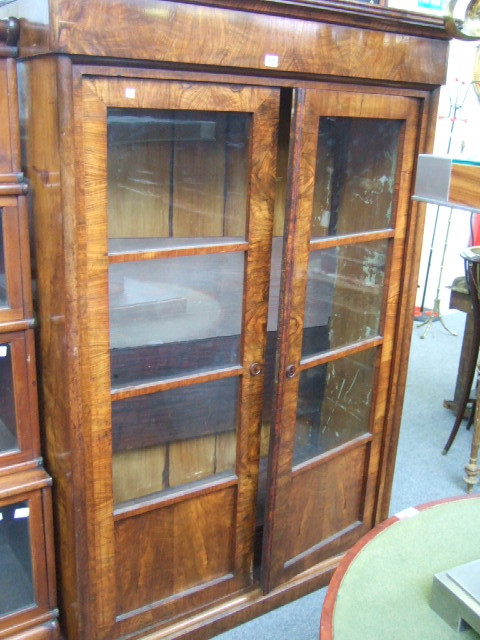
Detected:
[249,362,262,376]
[286,365,297,379]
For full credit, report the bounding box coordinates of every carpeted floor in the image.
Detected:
[213,311,476,640]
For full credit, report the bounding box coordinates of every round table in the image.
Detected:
[320,496,480,640]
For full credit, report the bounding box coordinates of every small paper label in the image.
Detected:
[0,346,7,357]
[264,54,279,68]
[395,507,419,520]
[125,87,136,99]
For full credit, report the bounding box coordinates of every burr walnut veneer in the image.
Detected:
[0,1,450,639]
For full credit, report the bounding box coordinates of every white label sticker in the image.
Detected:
[395,507,419,520]
[0,346,7,357]
[264,54,279,68]
[125,87,136,99]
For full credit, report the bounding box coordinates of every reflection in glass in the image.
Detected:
[302,241,388,357]
[107,109,250,247]
[311,118,401,238]
[0,211,7,308]
[109,253,244,385]
[294,348,377,464]
[0,344,17,453]
[112,378,239,504]
[0,500,34,615]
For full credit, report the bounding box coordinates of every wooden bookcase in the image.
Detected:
[0,2,449,639]
[0,18,58,640]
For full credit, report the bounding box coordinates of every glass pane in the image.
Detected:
[0,211,7,308]
[112,377,238,504]
[0,500,35,615]
[294,348,377,464]
[0,343,17,453]
[107,109,250,249]
[302,241,388,357]
[109,253,244,385]
[311,118,401,238]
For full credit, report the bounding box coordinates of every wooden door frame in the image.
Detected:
[261,86,421,591]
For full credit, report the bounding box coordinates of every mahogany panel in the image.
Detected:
[284,444,368,563]
[19,56,86,640]
[114,504,174,612]
[22,1,449,86]
[114,486,236,615]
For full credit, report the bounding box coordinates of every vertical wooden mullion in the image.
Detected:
[80,79,117,638]
[234,90,280,579]
[262,88,318,591]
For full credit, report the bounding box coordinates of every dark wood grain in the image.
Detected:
[111,377,239,452]
[12,0,449,82]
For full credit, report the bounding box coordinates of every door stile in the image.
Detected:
[230,89,281,578]
[261,88,318,592]
[78,78,117,638]
[368,99,421,523]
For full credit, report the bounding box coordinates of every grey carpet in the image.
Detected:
[213,311,475,640]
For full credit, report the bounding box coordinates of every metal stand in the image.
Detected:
[416,78,474,334]
[418,207,458,339]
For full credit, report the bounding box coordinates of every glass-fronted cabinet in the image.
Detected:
[67,74,421,636]
[11,0,449,636]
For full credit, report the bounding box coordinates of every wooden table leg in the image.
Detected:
[464,365,480,493]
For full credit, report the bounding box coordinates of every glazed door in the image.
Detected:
[80,76,279,636]
[261,88,419,590]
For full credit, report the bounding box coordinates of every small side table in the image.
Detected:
[320,497,480,640]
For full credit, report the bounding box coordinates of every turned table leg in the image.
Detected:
[464,365,480,493]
